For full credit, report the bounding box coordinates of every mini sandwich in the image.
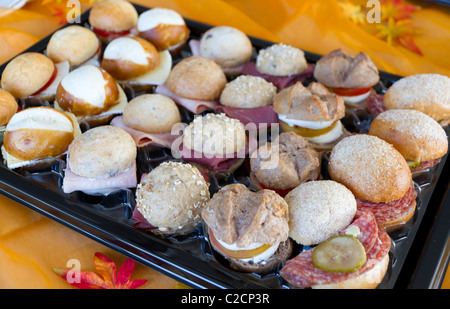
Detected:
[242,43,314,90]
[110,94,182,149]
[132,161,210,236]
[1,52,69,103]
[101,37,172,91]
[250,132,321,197]
[273,81,348,151]
[137,7,190,56]
[0,89,18,130]
[55,64,127,123]
[46,25,101,69]
[313,49,380,108]
[369,109,448,174]
[88,0,138,42]
[155,56,227,114]
[328,134,417,232]
[175,113,254,172]
[189,26,253,75]
[1,106,79,169]
[62,125,137,195]
[201,183,292,274]
[216,75,278,129]
[280,180,391,289]
[381,73,450,126]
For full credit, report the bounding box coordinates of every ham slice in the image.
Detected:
[411,158,441,174]
[62,161,137,194]
[280,210,391,288]
[155,83,218,114]
[189,39,246,75]
[215,105,278,129]
[241,61,315,90]
[110,115,181,148]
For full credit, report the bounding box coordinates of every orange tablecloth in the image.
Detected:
[0,0,449,289]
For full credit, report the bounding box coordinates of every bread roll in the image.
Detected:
[123,94,181,134]
[256,43,307,76]
[136,161,210,236]
[46,25,100,66]
[1,52,55,99]
[166,56,227,101]
[88,0,138,32]
[383,74,450,125]
[0,89,18,126]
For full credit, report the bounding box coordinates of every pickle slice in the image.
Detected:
[407,160,420,169]
[311,235,366,273]
[279,120,338,138]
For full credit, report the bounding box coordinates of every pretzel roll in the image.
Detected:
[137,7,190,53]
[56,65,120,117]
[102,37,160,81]
[3,107,75,161]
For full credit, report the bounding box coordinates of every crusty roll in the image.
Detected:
[135,161,210,236]
[88,0,138,33]
[0,89,18,126]
[383,74,450,126]
[1,52,56,99]
[56,65,120,117]
[313,49,379,89]
[328,134,412,203]
[256,43,308,76]
[250,131,321,191]
[285,180,357,246]
[46,25,100,67]
[199,26,252,70]
[202,183,291,273]
[369,109,448,164]
[273,82,345,122]
[123,94,181,134]
[182,113,246,156]
[3,106,75,162]
[67,125,136,179]
[137,7,190,53]
[166,56,227,101]
[102,37,160,81]
[220,75,277,109]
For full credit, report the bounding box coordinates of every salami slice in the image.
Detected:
[356,183,417,227]
[366,93,387,116]
[280,213,391,288]
[341,210,378,252]
[411,158,441,174]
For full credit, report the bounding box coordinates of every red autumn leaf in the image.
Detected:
[53,252,147,289]
[381,0,420,21]
[397,34,424,56]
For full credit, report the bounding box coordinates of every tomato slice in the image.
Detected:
[93,27,131,39]
[279,119,337,138]
[331,87,372,97]
[208,228,271,260]
[30,64,58,96]
[258,182,293,197]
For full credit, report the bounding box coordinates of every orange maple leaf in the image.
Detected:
[375,17,423,56]
[381,0,420,21]
[53,252,148,289]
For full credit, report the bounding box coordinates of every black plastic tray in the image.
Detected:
[0,3,449,289]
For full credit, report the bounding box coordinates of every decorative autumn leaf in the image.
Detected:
[339,1,367,24]
[381,0,420,21]
[53,252,148,289]
[375,17,423,55]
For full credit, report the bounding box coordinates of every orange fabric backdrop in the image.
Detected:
[0,0,449,289]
